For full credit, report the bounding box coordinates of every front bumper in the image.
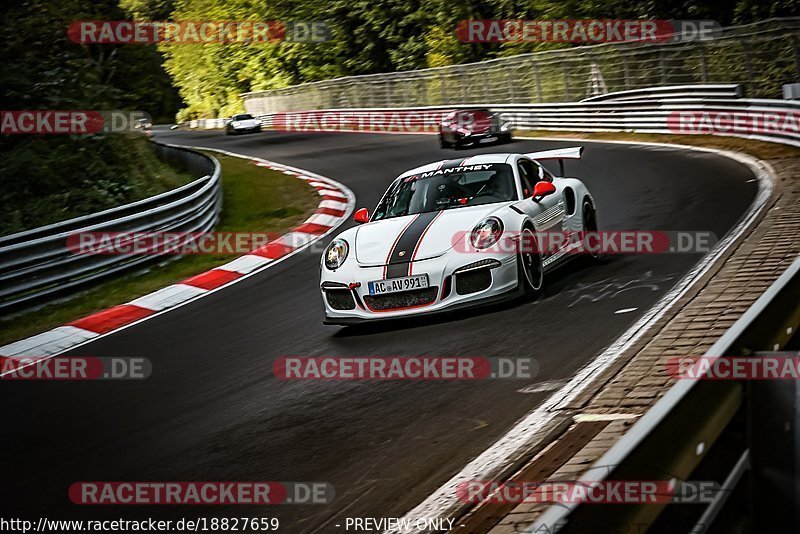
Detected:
[320,252,520,325]
[228,125,262,134]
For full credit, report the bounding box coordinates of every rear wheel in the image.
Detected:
[518,227,544,298]
[439,136,452,149]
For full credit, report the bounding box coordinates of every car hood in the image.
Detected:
[354,204,507,265]
[232,119,258,127]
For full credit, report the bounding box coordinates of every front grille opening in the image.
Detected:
[440,275,452,300]
[455,269,491,295]
[325,289,356,310]
[364,287,438,311]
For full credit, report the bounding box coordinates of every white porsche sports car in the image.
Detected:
[320,147,597,325]
[225,114,261,135]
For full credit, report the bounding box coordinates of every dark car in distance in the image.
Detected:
[438,109,513,149]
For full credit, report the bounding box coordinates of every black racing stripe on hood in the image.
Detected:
[385,211,439,279]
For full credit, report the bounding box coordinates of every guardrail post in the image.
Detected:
[791,35,800,80]
[700,45,709,84]
[532,61,542,103]
[743,37,756,96]
[561,61,571,101]
[622,55,631,90]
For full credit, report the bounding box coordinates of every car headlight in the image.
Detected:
[231,121,240,127]
[470,217,504,249]
[500,121,512,131]
[324,239,349,270]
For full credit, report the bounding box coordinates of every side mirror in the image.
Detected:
[353,208,370,224]
[532,181,556,201]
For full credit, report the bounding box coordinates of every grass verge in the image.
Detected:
[0,152,320,346]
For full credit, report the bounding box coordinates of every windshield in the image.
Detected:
[232,114,253,120]
[373,163,517,221]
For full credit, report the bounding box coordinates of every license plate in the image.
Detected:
[368,274,429,295]
[480,136,498,143]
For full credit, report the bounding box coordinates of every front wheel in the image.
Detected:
[518,227,544,298]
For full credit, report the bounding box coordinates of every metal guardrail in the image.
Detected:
[242,18,800,113]
[491,97,800,147]
[0,142,222,315]
[579,83,743,102]
[531,255,800,533]
[187,118,227,129]
[252,91,800,147]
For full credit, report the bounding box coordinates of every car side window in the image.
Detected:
[517,159,536,197]
[533,161,555,182]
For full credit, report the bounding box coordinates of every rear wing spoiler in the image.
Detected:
[524,146,584,176]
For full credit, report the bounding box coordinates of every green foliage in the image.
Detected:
[0,0,186,235]
[0,0,180,119]
[2,0,796,122]
[0,135,192,236]
[153,0,798,118]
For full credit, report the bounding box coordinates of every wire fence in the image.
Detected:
[243,18,800,114]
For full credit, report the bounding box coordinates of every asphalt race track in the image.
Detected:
[2,129,759,532]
